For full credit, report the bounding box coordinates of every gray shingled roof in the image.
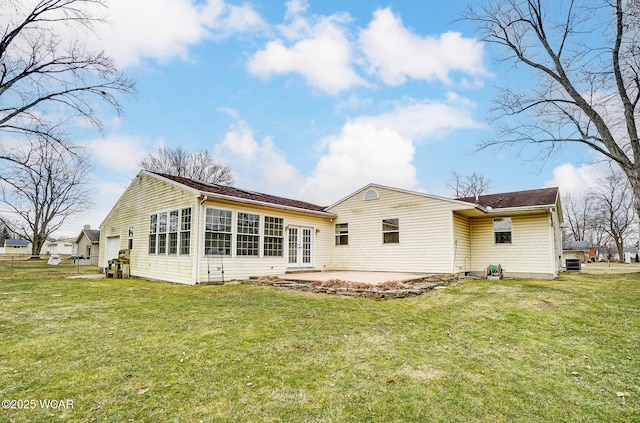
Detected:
[83,229,100,243]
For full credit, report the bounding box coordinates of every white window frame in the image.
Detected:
[382,218,399,244]
[149,208,192,256]
[204,208,233,256]
[263,216,284,257]
[335,223,349,246]
[236,212,260,256]
[493,217,512,244]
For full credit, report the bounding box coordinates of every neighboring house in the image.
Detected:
[4,239,31,255]
[42,238,76,256]
[99,171,564,285]
[624,246,639,263]
[562,241,592,265]
[76,225,101,265]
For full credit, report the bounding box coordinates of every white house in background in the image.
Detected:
[42,238,76,256]
[562,241,592,265]
[99,170,564,285]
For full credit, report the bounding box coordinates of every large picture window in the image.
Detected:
[237,212,260,256]
[335,223,348,245]
[494,217,512,244]
[263,216,284,256]
[205,208,232,255]
[382,218,399,244]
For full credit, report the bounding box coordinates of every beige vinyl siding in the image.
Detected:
[328,187,474,273]
[469,213,554,277]
[453,213,471,274]
[101,172,334,284]
[196,198,333,282]
[76,235,100,265]
[100,172,198,285]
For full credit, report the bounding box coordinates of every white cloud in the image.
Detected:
[213,96,482,204]
[359,8,488,86]
[85,135,150,172]
[214,121,302,194]
[545,163,600,197]
[247,3,365,94]
[302,122,417,204]
[91,0,266,67]
[356,95,484,141]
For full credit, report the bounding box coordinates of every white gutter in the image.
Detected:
[480,204,555,214]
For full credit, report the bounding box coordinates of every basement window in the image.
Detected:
[494,217,512,244]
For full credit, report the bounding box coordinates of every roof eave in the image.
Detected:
[199,192,337,218]
[484,204,557,214]
[145,170,335,218]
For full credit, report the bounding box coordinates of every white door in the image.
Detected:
[287,226,313,268]
[104,236,121,267]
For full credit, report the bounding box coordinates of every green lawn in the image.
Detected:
[0,262,638,422]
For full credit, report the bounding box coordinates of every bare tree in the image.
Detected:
[0,0,134,157]
[0,138,93,256]
[139,146,234,185]
[562,191,597,242]
[592,165,635,261]
[447,171,492,198]
[463,0,640,218]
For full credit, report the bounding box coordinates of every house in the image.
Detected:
[76,225,101,265]
[3,239,31,255]
[99,170,564,284]
[562,241,592,264]
[624,246,639,263]
[42,238,76,256]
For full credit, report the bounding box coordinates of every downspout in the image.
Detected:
[549,209,556,278]
[196,195,208,285]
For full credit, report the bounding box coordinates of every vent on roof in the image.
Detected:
[364,189,379,201]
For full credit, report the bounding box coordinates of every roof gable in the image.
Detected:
[148,172,329,214]
[457,187,559,209]
[326,183,477,211]
[80,229,100,243]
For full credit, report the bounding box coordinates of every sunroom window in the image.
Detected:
[205,208,232,255]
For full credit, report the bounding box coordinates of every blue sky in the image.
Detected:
[56,0,600,236]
